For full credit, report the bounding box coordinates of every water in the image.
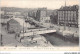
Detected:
[42,33,79,46]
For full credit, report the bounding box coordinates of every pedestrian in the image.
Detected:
[76,31,77,33]
[5,27,6,30]
[1,34,3,46]
[45,40,48,44]
[20,38,22,42]
[20,37,24,42]
[31,36,34,40]
[15,45,17,47]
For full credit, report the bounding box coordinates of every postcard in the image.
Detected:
[0,0,79,51]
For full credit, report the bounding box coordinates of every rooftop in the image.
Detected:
[8,18,31,29]
[58,5,79,11]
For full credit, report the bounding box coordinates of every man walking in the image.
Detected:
[1,34,3,46]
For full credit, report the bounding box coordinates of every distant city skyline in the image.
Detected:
[1,0,79,10]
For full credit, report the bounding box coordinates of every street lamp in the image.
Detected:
[20,22,24,42]
[22,22,24,41]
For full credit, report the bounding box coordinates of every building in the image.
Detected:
[50,10,58,24]
[1,18,11,24]
[22,12,28,19]
[28,11,37,19]
[46,10,54,17]
[4,11,23,19]
[58,5,79,27]
[0,11,4,15]
[40,17,51,23]
[7,18,31,33]
[13,15,24,18]
[36,8,47,21]
[7,19,22,33]
[7,18,36,33]
[1,11,24,24]
[1,11,5,19]
[36,8,51,23]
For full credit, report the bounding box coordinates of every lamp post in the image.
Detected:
[20,22,24,42]
[64,11,66,30]
[22,22,24,41]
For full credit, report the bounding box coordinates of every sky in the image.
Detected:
[0,0,79,9]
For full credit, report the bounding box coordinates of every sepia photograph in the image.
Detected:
[0,0,79,51]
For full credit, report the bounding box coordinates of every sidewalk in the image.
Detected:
[52,24,79,37]
[1,25,24,47]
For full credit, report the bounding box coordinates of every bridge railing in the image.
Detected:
[20,29,56,37]
[20,28,55,34]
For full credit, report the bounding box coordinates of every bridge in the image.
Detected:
[20,28,56,37]
[16,28,56,42]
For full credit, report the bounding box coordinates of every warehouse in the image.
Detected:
[7,18,31,33]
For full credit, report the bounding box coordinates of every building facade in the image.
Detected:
[58,5,79,27]
[28,11,37,19]
[4,11,23,19]
[7,19,21,33]
[36,8,47,21]
[40,17,51,23]
[50,10,58,24]
[36,8,51,23]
